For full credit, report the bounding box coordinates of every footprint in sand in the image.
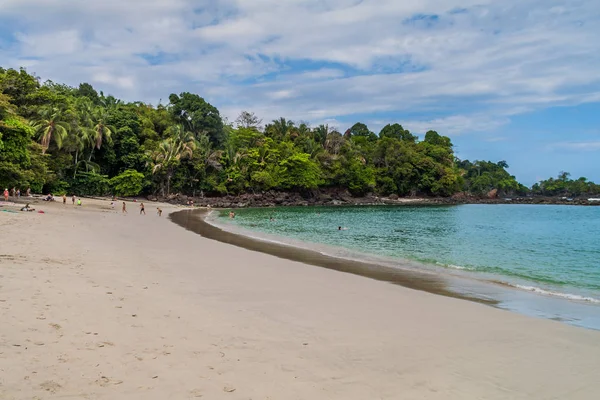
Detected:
[39,380,62,393]
[95,376,123,387]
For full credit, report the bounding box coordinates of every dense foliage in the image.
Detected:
[531,172,600,197]
[1,67,597,198]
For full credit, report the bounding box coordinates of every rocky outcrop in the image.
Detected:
[146,189,600,208]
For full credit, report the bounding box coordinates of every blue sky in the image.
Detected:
[1,0,599,185]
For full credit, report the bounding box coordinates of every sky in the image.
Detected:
[1,0,599,186]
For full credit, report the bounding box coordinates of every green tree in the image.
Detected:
[279,152,323,190]
[379,123,416,142]
[110,169,145,196]
[347,122,377,142]
[32,105,71,153]
[148,125,196,195]
[168,92,224,146]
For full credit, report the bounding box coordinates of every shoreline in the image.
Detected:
[169,209,495,305]
[172,208,600,331]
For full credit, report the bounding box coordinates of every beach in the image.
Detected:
[1,199,600,399]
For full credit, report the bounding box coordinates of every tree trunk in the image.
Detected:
[73,150,79,178]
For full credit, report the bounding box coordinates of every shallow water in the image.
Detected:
[215,204,600,329]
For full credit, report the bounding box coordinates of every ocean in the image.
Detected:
[211,204,600,329]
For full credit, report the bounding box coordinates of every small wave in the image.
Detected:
[496,282,600,304]
[435,262,473,271]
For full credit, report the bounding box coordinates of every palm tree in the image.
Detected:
[88,106,114,157]
[32,105,70,153]
[265,117,295,140]
[313,124,331,147]
[148,125,196,196]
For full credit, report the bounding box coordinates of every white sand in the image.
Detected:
[1,199,599,399]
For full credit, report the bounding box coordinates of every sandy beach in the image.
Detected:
[1,199,600,399]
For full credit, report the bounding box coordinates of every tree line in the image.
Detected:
[1,67,598,199]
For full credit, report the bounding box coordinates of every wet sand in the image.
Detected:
[171,209,497,305]
[1,200,600,399]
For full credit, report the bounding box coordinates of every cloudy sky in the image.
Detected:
[1,0,599,184]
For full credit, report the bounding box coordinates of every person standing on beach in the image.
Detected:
[26,187,31,197]
[157,207,162,216]
[140,202,145,215]
[3,188,8,202]
[62,194,67,205]
[122,202,127,214]
[71,195,75,205]
[16,189,20,198]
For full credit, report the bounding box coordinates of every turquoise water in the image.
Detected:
[217,205,600,305]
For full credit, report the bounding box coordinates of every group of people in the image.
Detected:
[119,201,162,216]
[3,187,31,202]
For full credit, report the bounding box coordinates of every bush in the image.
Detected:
[109,169,144,197]
[70,172,110,196]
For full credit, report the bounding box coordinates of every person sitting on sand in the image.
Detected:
[77,199,82,206]
[140,202,145,215]
[157,207,162,217]
[122,202,127,214]
[20,203,35,212]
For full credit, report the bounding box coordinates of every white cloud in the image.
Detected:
[548,141,600,152]
[1,0,599,135]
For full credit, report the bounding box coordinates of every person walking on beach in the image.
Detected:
[122,202,127,214]
[157,207,162,217]
[71,195,75,205]
[140,202,145,215]
[62,194,67,205]
[3,188,8,202]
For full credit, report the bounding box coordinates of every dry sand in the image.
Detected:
[1,198,599,399]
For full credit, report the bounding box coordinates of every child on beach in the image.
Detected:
[140,202,145,215]
[122,202,127,214]
[72,195,75,205]
[77,199,82,206]
[63,194,67,205]
[3,189,8,202]
[157,207,162,217]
